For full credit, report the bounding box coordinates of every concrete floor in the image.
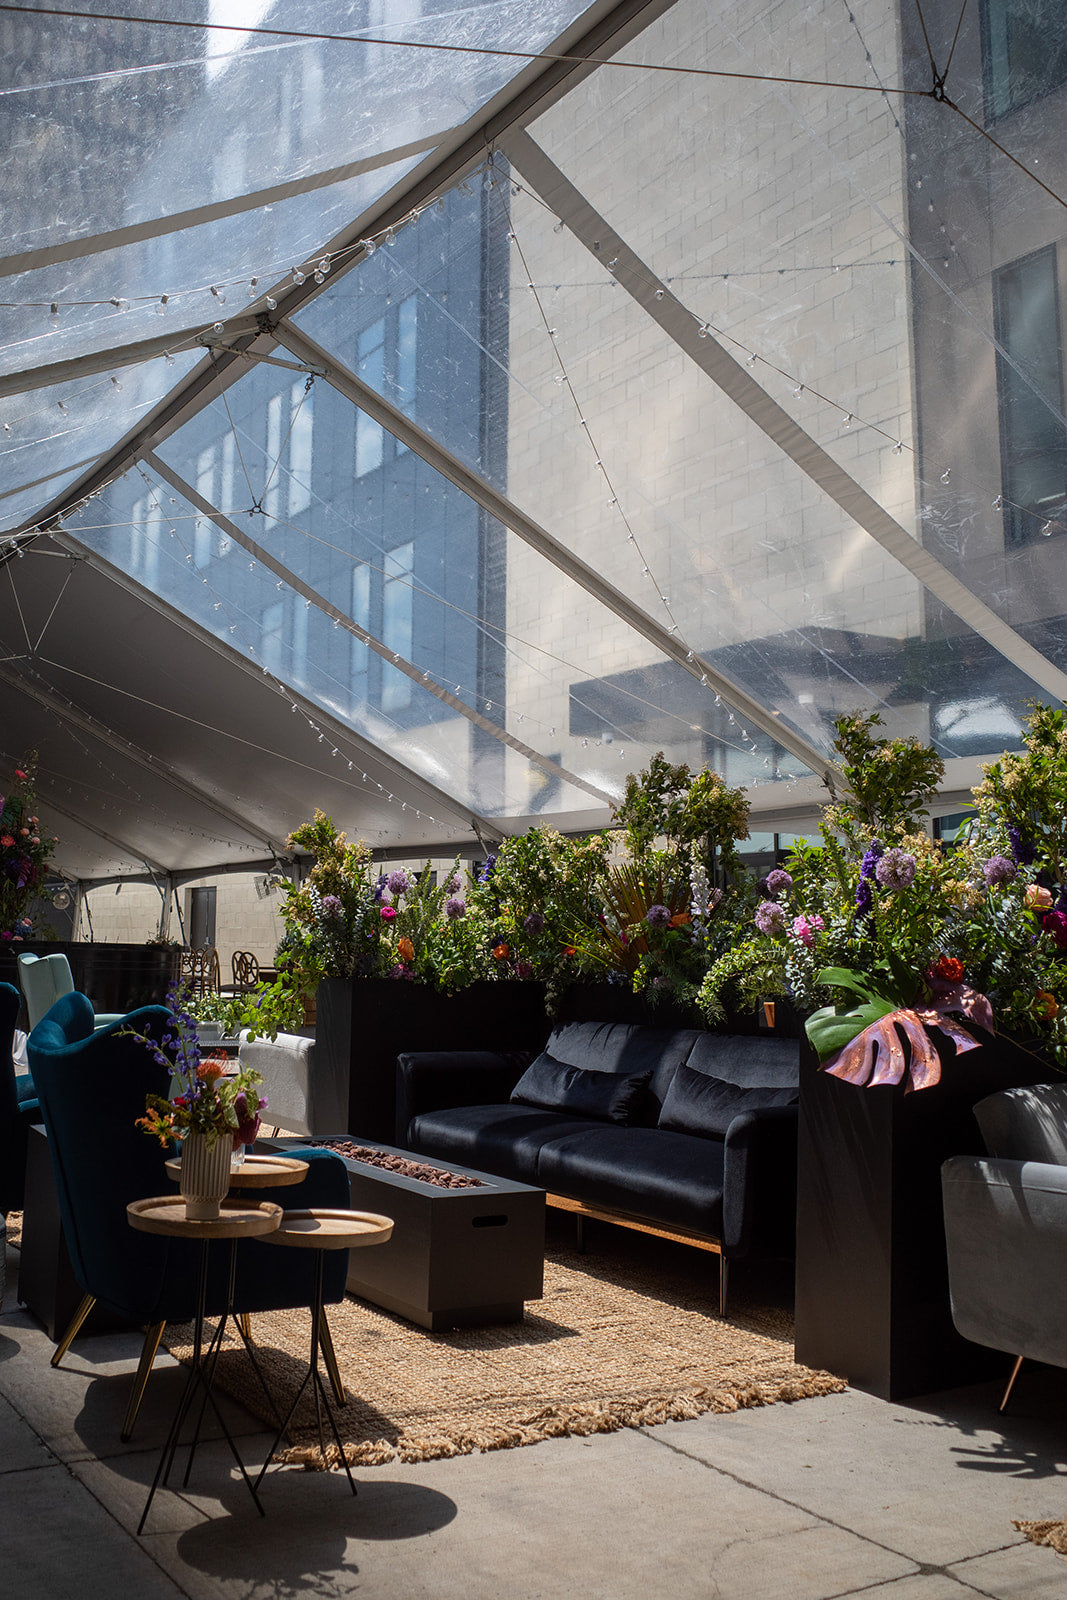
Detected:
[3,1233,1067,1600]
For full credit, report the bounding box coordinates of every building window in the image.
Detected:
[354,294,419,476]
[261,600,285,677]
[992,245,1067,544]
[350,562,370,707]
[983,0,1067,121]
[381,541,413,711]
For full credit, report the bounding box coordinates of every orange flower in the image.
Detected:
[397,936,414,963]
[493,942,510,960]
[197,1057,227,1082]
[1034,990,1059,1021]
[669,911,692,928]
[1025,884,1054,911]
[933,954,964,983]
[563,945,577,957]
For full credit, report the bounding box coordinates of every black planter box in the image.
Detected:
[794,1031,1054,1400]
[317,977,550,1145]
[264,1135,545,1331]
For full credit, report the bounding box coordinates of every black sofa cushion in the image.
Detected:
[683,1030,800,1089]
[407,1103,603,1185]
[658,1064,799,1140]
[535,1125,725,1236]
[545,1021,702,1122]
[510,1051,652,1125]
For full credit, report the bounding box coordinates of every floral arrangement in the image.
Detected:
[568,754,751,1012]
[0,755,57,942]
[701,707,1067,1088]
[131,983,266,1151]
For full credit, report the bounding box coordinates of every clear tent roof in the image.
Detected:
[2,0,1067,881]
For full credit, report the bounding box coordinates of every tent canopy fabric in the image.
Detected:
[3,0,1067,880]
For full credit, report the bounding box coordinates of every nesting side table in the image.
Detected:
[127,1196,282,1533]
[256,1208,393,1497]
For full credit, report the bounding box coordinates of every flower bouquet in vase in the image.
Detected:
[130,983,267,1219]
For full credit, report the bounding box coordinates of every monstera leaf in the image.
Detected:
[805,964,991,1093]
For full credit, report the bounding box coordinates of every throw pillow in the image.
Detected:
[657,1064,798,1140]
[510,1052,652,1125]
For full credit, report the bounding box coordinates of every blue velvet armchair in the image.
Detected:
[0,980,40,1217]
[27,992,353,1438]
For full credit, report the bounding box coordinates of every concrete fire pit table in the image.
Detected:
[261,1136,545,1331]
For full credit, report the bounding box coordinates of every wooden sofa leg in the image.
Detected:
[999,1354,1024,1414]
[718,1257,729,1319]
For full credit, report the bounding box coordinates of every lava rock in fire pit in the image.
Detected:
[315,1139,485,1188]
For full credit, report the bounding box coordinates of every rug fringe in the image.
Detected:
[269,1370,847,1470]
[1013,1518,1067,1556]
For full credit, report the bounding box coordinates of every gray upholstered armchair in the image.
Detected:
[942,1083,1067,1411]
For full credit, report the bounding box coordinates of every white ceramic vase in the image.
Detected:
[179,1131,233,1220]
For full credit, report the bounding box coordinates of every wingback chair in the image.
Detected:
[27,992,353,1438]
[942,1082,1067,1411]
[0,981,40,1217]
[17,953,124,1034]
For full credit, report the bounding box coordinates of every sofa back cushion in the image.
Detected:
[658,1063,798,1140]
[511,1051,653,1125]
[683,1031,800,1089]
[545,1021,702,1123]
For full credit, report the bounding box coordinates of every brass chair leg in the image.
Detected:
[319,1308,346,1405]
[718,1256,729,1320]
[237,1312,252,1342]
[51,1292,96,1368]
[999,1354,1025,1414]
[121,1322,166,1441]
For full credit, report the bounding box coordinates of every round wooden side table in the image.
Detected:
[127,1196,282,1534]
[256,1208,394,1496]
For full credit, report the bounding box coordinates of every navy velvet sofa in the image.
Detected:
[396,1019,800,1316]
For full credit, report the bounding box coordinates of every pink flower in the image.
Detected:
[1025,884,1053,911]
[14,769,26,781]
[1043,910,1067,949]
[380,904,397,922]
[792,914,825,947]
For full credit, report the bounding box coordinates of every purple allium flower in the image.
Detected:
[478,853,497,884]
[444,896,465,920]
[523,911,545,934]
[320,893,343,917]
[385,868,411,897]
[445,872,462,894]
[765,868,793,898]
[855,878,873,918]
[754,900,786,936]
[860,840,884,880]
[515,960,534,980]
[982,855,1016,888]
[1008,825,1037,866]
[646,904,671,928]
[875,848,917,893]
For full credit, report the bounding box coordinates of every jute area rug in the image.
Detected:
[163,1240,845,1468]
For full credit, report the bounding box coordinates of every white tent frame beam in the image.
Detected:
[0,643,284,857]
[142,449,614,809]
[276,318,833,786]
[13,0,676,538]
[506,129,1067,710]
[44,526,497,844]
[0,131,453,282]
